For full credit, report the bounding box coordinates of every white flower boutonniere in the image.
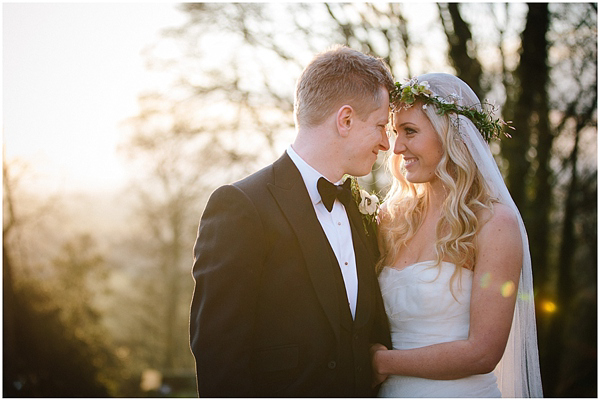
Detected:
[347,176,380,237]
[358,190,379,216]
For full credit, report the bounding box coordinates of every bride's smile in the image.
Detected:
[402,156,418,168]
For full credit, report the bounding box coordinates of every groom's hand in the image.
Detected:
[370,343,389,388]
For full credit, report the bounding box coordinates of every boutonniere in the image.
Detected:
[347,176,381,237]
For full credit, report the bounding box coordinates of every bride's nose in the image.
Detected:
[393,136,407,155]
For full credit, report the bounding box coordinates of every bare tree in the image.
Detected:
[437,3,484,97]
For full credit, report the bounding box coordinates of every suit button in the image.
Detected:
[328,361,337,369]
[356,366,362,372]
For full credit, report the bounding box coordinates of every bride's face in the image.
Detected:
[392,104,444,184]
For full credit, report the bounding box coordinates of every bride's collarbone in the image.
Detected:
[390,255,456,271]
[391,222,445,271]
[391,242,437,271]
[391,254,437,271]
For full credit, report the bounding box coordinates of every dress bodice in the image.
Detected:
[379,261,472,347]
[377,261,501,398]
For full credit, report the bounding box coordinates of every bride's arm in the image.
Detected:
[373,203,523,380]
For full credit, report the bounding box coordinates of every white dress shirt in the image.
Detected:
[286,146,358,319]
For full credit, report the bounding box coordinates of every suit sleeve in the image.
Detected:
[369,225,392,349]
[189,184,266,396]
[370,277,392,349]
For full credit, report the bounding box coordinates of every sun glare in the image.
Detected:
[540,300,557,314]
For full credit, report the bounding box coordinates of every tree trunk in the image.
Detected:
[544,125,580,396]
[503,4,549,214]
[524,3,552,292]
[437,3,484,97]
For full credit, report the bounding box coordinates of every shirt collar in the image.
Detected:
[286,145,327,207]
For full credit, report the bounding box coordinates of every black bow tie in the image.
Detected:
[317,177,352,212]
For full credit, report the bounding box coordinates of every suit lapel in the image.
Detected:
[267,153,341,340]
[345,200,374,329]
[267,153,380,334]
[346,199,379,262]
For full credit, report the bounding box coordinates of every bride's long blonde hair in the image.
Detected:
[378,103,497,289]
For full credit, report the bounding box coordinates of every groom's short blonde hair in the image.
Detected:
[294,45,394,128]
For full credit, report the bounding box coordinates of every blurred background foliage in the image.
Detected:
[4,3,597,397]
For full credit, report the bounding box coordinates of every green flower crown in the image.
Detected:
[389,78,514,142]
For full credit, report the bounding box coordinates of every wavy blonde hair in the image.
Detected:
[378,103,497,292]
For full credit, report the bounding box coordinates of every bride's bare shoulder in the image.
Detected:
[477,203,519,230]
[476,203,522,258]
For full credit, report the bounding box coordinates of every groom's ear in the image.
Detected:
[336,105,353,138]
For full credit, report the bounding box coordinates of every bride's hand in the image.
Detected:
[370,343,389,388]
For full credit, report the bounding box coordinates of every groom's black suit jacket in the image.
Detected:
[189,152,391,397]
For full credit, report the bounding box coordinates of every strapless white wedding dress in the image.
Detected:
[378,261,501,398]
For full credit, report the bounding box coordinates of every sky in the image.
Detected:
[3,3,187,194]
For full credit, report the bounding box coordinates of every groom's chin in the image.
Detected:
[351,166,375,178]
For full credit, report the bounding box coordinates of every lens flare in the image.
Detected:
[480,272,491,288]
[501,281,515,297]
[518,292,532,301]
[541,300,557,313]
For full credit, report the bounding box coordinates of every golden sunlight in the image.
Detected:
[540,300,557,314]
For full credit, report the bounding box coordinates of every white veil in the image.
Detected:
[417,73,543,397]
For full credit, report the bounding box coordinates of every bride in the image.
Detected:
[372,73,543,397]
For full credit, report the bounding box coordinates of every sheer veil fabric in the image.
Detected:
[415,73,543,397]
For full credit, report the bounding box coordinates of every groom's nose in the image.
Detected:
[379,131,390,151]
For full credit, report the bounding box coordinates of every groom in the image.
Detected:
[189,45,393,397]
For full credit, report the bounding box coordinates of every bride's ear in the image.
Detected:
[336,105,354,138]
